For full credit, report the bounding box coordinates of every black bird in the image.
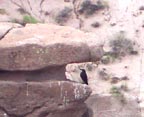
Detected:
[80,69,88,85]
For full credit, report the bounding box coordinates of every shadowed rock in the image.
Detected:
[0,66,66,81]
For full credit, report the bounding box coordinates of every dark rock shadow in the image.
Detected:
[82,106,93,117]
[0,65,67,82]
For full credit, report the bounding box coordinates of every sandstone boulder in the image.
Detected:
[0,81,91,117]
[0,23,104,71]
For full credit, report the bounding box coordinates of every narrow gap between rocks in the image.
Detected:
[0,27,13,40]
[0,66,67,82]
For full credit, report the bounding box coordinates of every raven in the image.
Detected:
[80,69,88,85]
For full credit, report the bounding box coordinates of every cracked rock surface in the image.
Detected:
[0,23,104,71]
[0,81,91,117]
[0,22,22,40]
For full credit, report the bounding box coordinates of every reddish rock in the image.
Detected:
[0,23,104,71]
[0,81,91,117]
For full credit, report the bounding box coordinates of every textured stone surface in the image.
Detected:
[86,94,141,117]
[0,81,91,117]
[0,23,104,71]
[0,0,143,116]
[0,22,22,39]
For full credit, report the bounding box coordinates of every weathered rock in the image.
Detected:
[86,94,141,117]
[65,62,98,84]
[0,81,91,117]
[89,45,104,61]
[0,22,22,39]
[0,23,104,71]
[85,32,104,62]
[26,103,87,117]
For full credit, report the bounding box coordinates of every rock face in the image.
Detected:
[0,0,143,116]
[0,81,91,117]
[86,95,141,117]
[0,23,96,117]
[0,23,104,71]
